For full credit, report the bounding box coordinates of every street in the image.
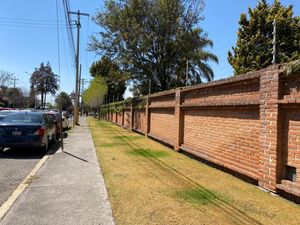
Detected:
[0,118,114,225]
[0,144,60,208]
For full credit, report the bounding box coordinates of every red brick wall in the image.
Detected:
[182,79,260,106]
[281,75,300,101]
[182,107,260,180]
[124,110,131,129]
[133,109,146,133]
[149,94,175,108]
[117,112,123,126]
[101,66,300,198]
[150,108,176,145]
[113,112,117,123]
[277,107,300,195]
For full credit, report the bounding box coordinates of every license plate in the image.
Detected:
[12,131,22,136]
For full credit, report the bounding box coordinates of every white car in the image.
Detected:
[62,111,70,130]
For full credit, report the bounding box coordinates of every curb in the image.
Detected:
[0,150,52,222]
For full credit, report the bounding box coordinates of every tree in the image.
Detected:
[0,70,13,96]
[30,62,59,108]
[55,92,73,112]
[228,0,300,75]
[2,87,28,108]
[90,0,218,96]
[90,56,127,101]
[82,77,107,110]
[28,86,36,108]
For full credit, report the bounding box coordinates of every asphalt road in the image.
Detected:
[0,145,56,208]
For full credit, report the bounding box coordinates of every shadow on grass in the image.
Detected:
[101,121,263,225]
[126,149,169,158]
[175,187,229,205]
[97,143,126,148]
[112,135,144,141]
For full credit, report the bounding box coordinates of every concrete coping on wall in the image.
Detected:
[146,65,282,100]
[148,89,176,99]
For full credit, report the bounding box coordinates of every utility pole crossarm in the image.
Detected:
[68,11,89,17]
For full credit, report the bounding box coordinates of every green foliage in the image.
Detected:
[82,76,107,108]
[175,187,225,205]
[90,56,128,100]
[30,62,59,108]
[90,0,218,96]
[283,59,300,76]
[0,70,14,107]
[100,97,146,114]
[228,0,300,75]
[55,92,73,112]
[0,70,13,94]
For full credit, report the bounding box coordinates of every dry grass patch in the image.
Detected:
[89,118,300,225]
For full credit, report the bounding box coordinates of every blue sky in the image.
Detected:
[0,0,299,101]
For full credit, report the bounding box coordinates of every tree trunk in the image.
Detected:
[44,92,47,109]
[97,108,100,120]
[41,91,44,109]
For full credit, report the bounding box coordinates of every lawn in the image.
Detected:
[89,118,300,225]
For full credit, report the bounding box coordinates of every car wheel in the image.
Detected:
[40,139,49,153]
[56,132,60,140]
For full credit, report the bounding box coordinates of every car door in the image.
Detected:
[43,114,55,140]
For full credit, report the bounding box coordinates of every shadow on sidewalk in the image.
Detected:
[63,151,89,163]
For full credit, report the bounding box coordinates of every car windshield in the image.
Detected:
[0,111,14,116]
[1,113,42,124]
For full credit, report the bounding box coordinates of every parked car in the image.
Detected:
[0,111,56,152]
[46,112,62,139]
[0,107,13,111]
[0,110,18,121]
[62,111,70,130]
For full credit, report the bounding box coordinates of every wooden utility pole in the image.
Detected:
[12,77,18,108]
[69,10,89,126]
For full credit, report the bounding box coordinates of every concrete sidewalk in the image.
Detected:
[0,117,115,225]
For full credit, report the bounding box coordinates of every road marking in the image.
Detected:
[0,152,51,221]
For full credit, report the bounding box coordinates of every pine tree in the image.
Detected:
[228,0,300,75]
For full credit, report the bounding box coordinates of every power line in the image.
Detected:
[56,0,61,90]
[62,0,76,64]
[0,16,66,23]
[0,22,74,29]
[0,19,68,25]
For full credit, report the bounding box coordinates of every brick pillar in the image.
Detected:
[122,109,124,127]
[130,101,134,131]
[145,97,150,137]
[259,66,281,192]
[174,89,183,151]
